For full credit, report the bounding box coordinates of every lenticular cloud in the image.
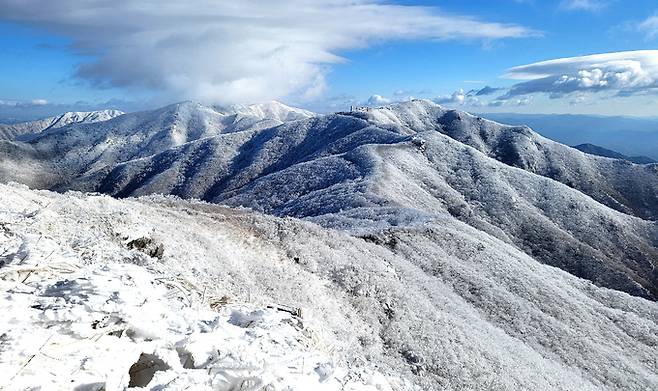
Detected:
[504,50,658,98]
[0,0,532,104]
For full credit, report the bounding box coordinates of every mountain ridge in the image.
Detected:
[573,143,657,164]
[480,112,658,161]
[0,109,124,141]
[0,100,656,301]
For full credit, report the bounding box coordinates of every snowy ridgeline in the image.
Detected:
[1,183,657,390]
[0,110,124,141]
[1,100,658,390]
[0,100,656,302]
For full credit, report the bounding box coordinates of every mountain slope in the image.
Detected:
[479,112,658,161]
[211,121,658,299]
[0,100,656,301]
[1,183,657,390]
[0,101,313,188]
[0,109,124,141]
[359,103,658,221]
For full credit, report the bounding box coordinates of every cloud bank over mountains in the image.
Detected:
[365,50,658,111]
[3,1,657,115]
[504,50,658,98]
[0,0,532,105]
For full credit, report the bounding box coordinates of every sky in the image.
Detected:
[2,0,658,120]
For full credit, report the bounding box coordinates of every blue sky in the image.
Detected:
[2,0,658,119]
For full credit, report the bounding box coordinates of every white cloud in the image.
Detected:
[0,0,533,105]
[434,89,466,105]
[0,99,49,107]
[559,0,608,11]
[434,89,487,107]
[488,96,532,107]
[473,86,505,96]
[569,94,588,106]
[503,50,658,98]
[366,94,391,106]
[639,15,658,40]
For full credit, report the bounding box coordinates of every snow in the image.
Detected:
[0,183,657,390]
[0,99,658,389]
[361,100,658,220]
[0,109,124,141]
[0,185,408,390]
[217,100,315,122]
[1,263,401,390]
[0,100,656,300]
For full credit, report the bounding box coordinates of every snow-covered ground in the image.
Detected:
[2,264,403,390]
[0,184,408,391]
[1,183,657,390]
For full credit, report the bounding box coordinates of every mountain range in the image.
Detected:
[482,112,658,161]
[1,99,656,298]
[0,109,124,141]
[0,100,657,390]
[573,143,657,164]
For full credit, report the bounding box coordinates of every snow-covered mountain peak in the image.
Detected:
[54,109,125,125]
[343,99,451,133]
[213,100,315,122]
[0,109,124,140]
[158,100,314,126]
[241,100,315,121]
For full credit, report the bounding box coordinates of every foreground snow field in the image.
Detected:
[0,184,408,390]
[2,265,403,390]
[1,183,657,390]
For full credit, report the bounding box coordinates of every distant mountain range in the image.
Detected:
[573,143,657,164]
[0,109,124,141]
[481,112,658,161]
